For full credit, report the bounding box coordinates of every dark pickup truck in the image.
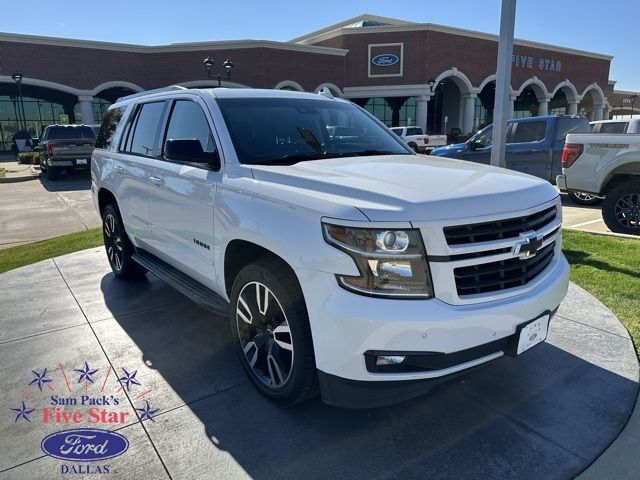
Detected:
[430,115,590,184]
[39,125,96,180]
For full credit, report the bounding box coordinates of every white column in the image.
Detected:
[603,105,610,120]
[593,105,604,121]
[462,94,477,134]
[508,95,516,119]
[78,95,94,125]
[415,95,429,133]
[567,101,578,116]
[537,97,549,116]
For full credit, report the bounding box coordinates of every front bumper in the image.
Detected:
[296,253,569,407]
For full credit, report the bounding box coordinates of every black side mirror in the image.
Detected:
[468,141,477,151]
[165,139,220,169]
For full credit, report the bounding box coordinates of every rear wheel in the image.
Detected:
[230,258,318,404]
[407,142,419,153]
[602,180,640,235]
[102,204,147,279]
[568,191,603,206]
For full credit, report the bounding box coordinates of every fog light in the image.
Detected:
[376,355,406,366]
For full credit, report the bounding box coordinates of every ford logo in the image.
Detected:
[529,333,538,342]
[371,54,399,67]
[41,428,129,462]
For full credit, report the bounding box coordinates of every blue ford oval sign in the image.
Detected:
[41,428,129,461]
[371,54,399,67]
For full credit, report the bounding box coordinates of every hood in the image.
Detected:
[250,155,558,222]
[431,142,465,157]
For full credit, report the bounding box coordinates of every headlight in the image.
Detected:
[322,223,434,298]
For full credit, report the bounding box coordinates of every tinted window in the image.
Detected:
[164,100,216,153]
[599,122,628,134]
[469,125,493,148]
[405,127,423,136]
[216,98,410,165]
[44,126,95,140]
[510,121,546,143]
[128,102,165,156]
[556,117,590,141]
[96,107,125,149]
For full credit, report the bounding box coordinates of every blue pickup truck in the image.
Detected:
[431,115,590,184]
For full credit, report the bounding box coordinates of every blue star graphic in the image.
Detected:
[135,401,159,422]
[74,362,99,384]
[118,368,141,392]
[11,401,35,423]
[29,368,52,392]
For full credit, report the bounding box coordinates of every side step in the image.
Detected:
[132,250,230,316]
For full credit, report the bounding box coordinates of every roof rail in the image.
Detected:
[116,85,187,103]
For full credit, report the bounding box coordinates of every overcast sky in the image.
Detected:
[1,0,638,92]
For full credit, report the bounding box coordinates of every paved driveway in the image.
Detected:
[0,172,99,249]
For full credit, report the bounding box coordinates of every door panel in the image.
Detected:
[504,120,551,180]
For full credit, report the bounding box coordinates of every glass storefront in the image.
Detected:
[362,97,416,128]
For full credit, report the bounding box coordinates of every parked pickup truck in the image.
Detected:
[430,115,590,185]
[92,87,569,408]
[39,124,96,180]
[591,118,640,134]
[390,126,447,153]
[557,133,640,235]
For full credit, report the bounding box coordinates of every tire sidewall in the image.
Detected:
[229,261,313,402]
[602,180,640,235]
[102,204,143,278]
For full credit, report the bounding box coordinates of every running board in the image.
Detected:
[132,250,229,316]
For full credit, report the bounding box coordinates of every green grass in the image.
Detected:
[0,168,5,178]
[563,230,640,353]
[0,228,102,274]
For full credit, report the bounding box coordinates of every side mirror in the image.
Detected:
[468,141,477,151]
[164,139,220,169]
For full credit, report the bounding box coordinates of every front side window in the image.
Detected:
[469,125,493,148]
[216,98,411,165]
[164,100,216,153]
[96,107,125,149]
[127,102,165,156]
[509,121,546,143]
[405,127,423,136]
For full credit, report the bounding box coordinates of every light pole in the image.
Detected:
[11,72,27,132]
[203,57,234,87]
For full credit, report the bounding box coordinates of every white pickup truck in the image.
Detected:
[590,118,640,134]
[92,87,569,408]
[557,133,640,234]
[390,126,447,153]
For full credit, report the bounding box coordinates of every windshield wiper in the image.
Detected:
[328,149,409,157]
[254,153,327,165]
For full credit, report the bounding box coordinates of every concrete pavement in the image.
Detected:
[0,248,637,479]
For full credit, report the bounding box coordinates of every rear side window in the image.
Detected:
[599,122,628,134]
[122,102,165,156]
[556,118,590,140]
[44,126,95,140]
[509,121,546,143]
[164,100,217,153]
[96,107,125,149]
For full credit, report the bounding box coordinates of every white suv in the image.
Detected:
[91,86,569,408]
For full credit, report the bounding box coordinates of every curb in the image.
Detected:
[0,165,39,184]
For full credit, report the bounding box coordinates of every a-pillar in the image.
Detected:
[567,101,578,116]
[593,104,604,121]
[537,96,550,116]
[462,93,476,134]
[78,95,94,125]
[414,95,429,133]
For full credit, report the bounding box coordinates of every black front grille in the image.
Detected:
[454,241,555,296]
[444,206,557,245]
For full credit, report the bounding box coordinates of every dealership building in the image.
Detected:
[0,14,636,152]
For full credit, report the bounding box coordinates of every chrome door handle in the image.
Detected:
[114,166,124,174]
[149,176,164,186]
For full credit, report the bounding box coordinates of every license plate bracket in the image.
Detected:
[504,313,550,357]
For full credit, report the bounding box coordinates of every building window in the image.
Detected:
[362,97,416,127]
[513,89,538,119]
[363,97,393,126]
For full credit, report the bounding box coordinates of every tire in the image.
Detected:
[46,165,59,180]
[568,191,603,206]
[602,180,640,235]
[408,142,419,153]
[230,258,318,404]
[101,204,148,279]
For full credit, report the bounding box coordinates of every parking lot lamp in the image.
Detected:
[11,72,27,131]
[203,56,234,87]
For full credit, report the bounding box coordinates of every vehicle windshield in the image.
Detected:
[216,97,412,165]
[468,125,493,148]
[45,126,95,140]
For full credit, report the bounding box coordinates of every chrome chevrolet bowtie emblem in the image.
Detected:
[512,231,544,259]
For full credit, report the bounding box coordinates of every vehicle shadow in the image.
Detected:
[38,170,91,192]
[559,192,602,210]
[563,248,640,279]
[99,273,639,480]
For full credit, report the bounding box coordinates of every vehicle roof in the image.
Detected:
[508,114,585,124]
[590,119,637,124]
[44,124,92,127]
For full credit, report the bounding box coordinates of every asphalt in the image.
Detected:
[0,248,637,479]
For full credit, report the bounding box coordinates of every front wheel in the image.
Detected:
[102,204,147,279]
[230,258,318,404]
[602,180,640,235]
[568,192,603,206]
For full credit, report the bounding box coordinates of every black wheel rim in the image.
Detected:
[103,213,124,271]
[614,193,640,229]
[236,282,293,388]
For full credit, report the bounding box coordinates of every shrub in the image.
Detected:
[17,152,41,165]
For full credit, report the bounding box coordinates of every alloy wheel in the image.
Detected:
[104,213,124,271]
[236,281,294,388]
[574,193,597,201]
[615,193,640,229]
